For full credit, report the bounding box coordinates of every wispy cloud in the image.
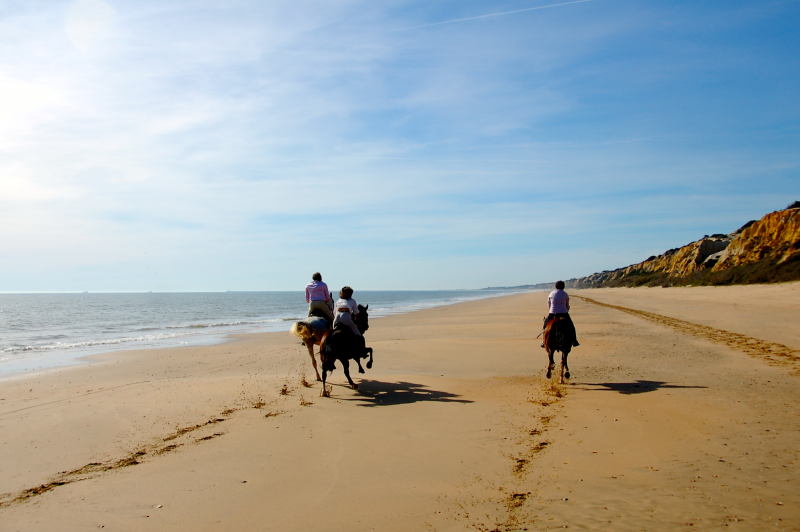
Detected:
[395,0,593,31]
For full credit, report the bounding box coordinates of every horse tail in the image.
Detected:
[320,331,336,372]
[543,318,555,348]
[319,330,331,354]
[290,321,311,338]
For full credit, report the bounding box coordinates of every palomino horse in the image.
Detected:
[543,315,573,384]
[321,304,373,391]
[290,314,331,381]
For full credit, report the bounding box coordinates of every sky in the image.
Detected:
[1,0,798,292]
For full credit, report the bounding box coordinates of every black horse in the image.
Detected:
[320,304,374,391]
[543,315,574,384]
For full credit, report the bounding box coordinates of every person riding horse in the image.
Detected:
[333,286,361,336]
[305,272,334,322]
[541,280,579,348]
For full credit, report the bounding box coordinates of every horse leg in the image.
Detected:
[546,347,555,379]
[355,357,365,374]
[307,341,322,381]
[563,348,571,381]
[365,347,373,369]
[342,359,357,390]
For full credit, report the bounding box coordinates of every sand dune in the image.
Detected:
[1,286,798,530]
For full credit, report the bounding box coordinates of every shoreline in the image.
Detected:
[0,289,540,381]
[1,286,798,530]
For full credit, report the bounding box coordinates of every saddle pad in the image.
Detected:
[305,316,330,332]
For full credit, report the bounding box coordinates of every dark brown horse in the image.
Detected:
[320,304,373,391]
[543,315,574,383]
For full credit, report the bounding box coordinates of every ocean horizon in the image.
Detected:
[0,289,534,376]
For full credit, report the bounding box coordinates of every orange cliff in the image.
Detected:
[713,208,800,271]
[569,203,800,288]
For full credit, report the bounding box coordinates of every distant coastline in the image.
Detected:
[480,284,552,291]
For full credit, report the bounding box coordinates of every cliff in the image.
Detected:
[565,202,800,288]
[712,208,800,271]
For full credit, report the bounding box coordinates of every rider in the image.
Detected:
[541,280,579,348]
[333,286,361,336]
[305,272,334,322]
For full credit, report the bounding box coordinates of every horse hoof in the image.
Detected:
[565,372,570,379]
[316,376,322,382]
[366,361,373,369]
[358,368,365,374]
[351,384,358,390]
[546,370,552,379]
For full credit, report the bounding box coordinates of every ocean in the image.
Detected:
[0,290,525,375]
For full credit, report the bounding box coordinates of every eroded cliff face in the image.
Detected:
[639,236,731,275]
[576,235,731,287]
[571,205,800,288]
[712,208,800,271]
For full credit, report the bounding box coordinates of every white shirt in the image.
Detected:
[334,298,358,317]
[548,289,570,314]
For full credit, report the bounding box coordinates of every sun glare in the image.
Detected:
[64,0,118,53]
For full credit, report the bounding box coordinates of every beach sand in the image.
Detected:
[1,285,799,531]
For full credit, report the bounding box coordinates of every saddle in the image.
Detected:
[308,308,332,323]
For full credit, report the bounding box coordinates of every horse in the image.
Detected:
[543,315,574,384]
[289,310,331,382]
[320,304,373,391]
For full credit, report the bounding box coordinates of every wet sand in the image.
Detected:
[1,285,799,531]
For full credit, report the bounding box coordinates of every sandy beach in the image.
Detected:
[1,285,799,531]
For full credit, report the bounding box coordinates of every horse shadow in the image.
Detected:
[333,379,473,407]
[576,380,707,395]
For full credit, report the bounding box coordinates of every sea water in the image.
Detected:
[0,290,524,375]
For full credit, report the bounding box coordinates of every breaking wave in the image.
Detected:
[1,331,206,353]
[166,318,284,330]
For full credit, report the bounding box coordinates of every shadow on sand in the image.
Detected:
[576,380,707,395]
[332,380,473,407]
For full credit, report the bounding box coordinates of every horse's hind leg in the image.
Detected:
[561,349,571,383]
[366,347,373,369]
[342,359,357,390]
[307,342,322,381]
[546,348,555,379]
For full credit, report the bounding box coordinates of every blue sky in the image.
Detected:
[1,0,798,291]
